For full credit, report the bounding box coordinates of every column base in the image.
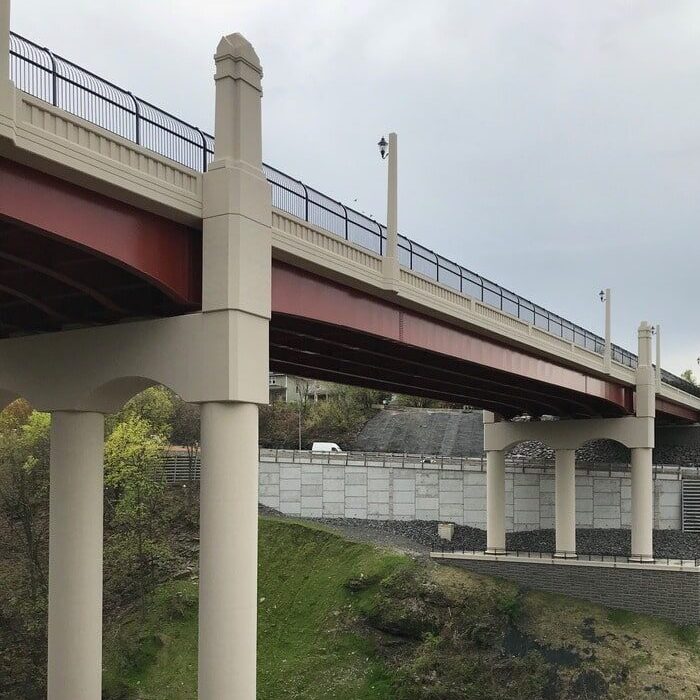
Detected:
[553,551,578,560]
[484,548,508,556]
[628,555,655,564]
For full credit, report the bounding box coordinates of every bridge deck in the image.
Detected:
[2,31,699,422]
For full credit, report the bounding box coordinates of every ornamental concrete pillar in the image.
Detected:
[631,321,655,561]
[554,449,576,558]
[0,0,14,116]
[486,450,506,553]
[202,33,271,317]
[198,402,259,699]
[199,32,270,700]
[0,0,8,79]
[47,411,104,700]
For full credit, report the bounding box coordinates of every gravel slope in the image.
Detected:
[260,506,700,560]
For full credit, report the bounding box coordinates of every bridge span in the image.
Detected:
[0,6,698,699]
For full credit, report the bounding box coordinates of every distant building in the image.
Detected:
[268,373,333,403]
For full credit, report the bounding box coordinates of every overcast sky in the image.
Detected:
[10,1,700,375]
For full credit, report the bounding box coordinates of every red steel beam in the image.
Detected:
[271,261,673,418]
[0,157,201,306]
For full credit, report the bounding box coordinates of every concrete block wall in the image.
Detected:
[444,557,700,626]
[259,454,684,531]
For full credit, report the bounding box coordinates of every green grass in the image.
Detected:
[103,519,700,699]
[103,517,408,699]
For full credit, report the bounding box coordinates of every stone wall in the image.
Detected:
[257,452,685,531]
[438,555,700,626]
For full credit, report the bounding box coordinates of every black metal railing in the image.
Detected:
[9,33,214,171]
[435,543,700,567]
[7,32,699,399]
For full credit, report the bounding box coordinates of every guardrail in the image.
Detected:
[7,32,699,399]
[161,448,700,483]
[434,544,700,567]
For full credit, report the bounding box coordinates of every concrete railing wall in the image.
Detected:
[256,451,686,531]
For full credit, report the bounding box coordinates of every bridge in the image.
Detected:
[1,4,699,698]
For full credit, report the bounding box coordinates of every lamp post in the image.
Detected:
[655,324,661,388]
[599,288,611,372]
[379,133,399,287]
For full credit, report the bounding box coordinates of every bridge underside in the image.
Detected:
[269,315,625,419]
[269,263,699,424]
[0,157,200,333]
[0,155,695,423]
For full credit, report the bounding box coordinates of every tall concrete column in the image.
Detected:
[199,31,270,700]
[47,411,104,700]
[631,321,655,562]
[554,449,576,558]
[0,0,9,80]
[0,0,14,115]
[631,447,654,561]
[198,402,259,699]
[486,450,506,553]
[631,321,656,561]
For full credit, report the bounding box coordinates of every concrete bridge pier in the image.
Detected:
[47,411,105,700]
[483,322,657,562]
[196,32,271,700]
[198,403,259,698]
[554,449,576,558]
[485,448,506,553]
[630,322,656,562]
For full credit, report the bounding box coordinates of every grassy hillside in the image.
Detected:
[104,518,406,699]
[103,518,700,699]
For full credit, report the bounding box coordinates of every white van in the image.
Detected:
[311,442,342,453]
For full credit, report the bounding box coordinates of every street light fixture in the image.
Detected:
[378,136,388,160]
[599,289,606,303]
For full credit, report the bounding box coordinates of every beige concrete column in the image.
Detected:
[554,449,576,558]
[0,0,14,115]
[198,402,259,700]
[198,31,270,700]
[635,321,656,420]
[0,0,9,80]
[203,33,271,317]
[47,411,104,700]
[631,322,655,562]
[382,131,400,288]
[486,450,506,553]
[630,447,654,561]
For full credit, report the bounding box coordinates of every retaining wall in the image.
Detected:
[435,554,700,626]
[256,451,687,531]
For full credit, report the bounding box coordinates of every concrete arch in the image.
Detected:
[484,416,654,453]
[86,376,162,414]
[0,388,21,412]
[503,437,554,461]
[575,437,630,465]
[0,310,269,411]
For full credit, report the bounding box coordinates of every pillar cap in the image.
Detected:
[215,33,263,77]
